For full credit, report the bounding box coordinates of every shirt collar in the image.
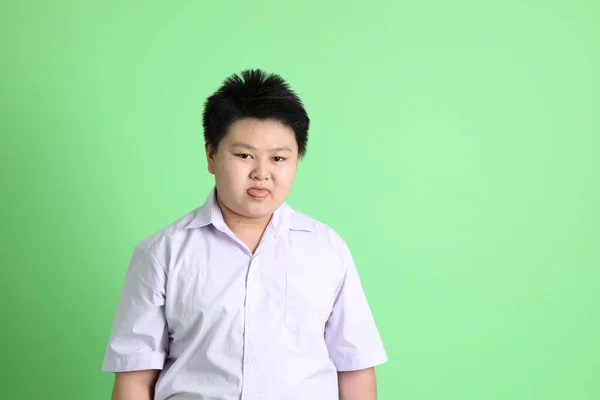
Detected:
[183,186,314,233]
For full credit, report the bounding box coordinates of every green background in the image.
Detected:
[1,1,598,399]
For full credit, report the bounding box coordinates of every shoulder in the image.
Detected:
[133,207,202,260]
[286,207,353,264]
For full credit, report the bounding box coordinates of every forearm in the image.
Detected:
[337,367,378,400]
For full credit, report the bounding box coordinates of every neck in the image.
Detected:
[216,195,272,237]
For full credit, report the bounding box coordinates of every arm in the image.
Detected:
[102,243,169,396]
[338,368,378,400]
[111,370,160,400]
[324,233,387,398]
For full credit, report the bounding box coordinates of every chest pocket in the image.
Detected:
[284,272,336,338]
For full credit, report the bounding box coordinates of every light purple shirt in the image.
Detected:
[102,188,387,400]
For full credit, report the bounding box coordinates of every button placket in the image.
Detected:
[241,256,261,399]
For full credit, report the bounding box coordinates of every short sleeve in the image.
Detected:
[325,239,388,371]
[101,243,169,372]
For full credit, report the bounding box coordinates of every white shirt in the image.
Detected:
[102,187,387,399]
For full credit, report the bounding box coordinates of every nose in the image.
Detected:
[250,159,269,181]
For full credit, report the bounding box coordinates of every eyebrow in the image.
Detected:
[230,142,293,152]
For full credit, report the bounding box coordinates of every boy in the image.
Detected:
[102,69,387,400]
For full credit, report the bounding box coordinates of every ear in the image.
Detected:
[205,144,216,175]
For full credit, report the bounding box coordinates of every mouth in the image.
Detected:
[247,187,270,200]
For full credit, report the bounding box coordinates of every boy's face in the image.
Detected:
[206,118,299,224]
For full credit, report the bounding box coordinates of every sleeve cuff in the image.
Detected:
[101,351,165,372]
[331,352,389,371]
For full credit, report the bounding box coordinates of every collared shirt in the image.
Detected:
[102,188,387,400]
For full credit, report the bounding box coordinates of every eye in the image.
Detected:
[237,154,252,159]
[272,156,286,162]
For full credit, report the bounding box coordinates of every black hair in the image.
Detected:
[202,69,310,158]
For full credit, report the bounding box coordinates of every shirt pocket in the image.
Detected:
[284,272,335,338]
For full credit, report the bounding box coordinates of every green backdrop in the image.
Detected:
[1,1,598,399]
